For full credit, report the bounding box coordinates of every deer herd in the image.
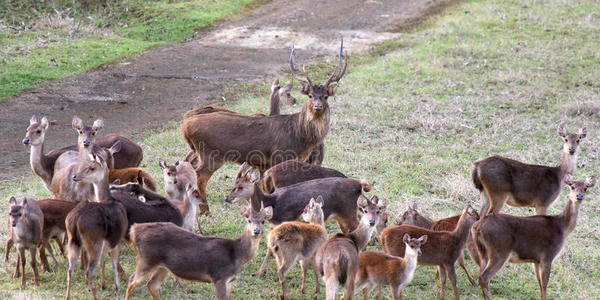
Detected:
[4,40,595,300]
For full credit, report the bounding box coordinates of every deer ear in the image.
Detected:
[109,140,121,155]
[240,205,250,218]
[92,119,104,132]
[41,117,49,130]
[248,167,261,183]
[327,84,338,96]
[357,194,369,209]
[403,233,410,244]
[186,183,193,192]
[175,160,180,166]
[418,235,428,244]
[262,206,273,220]
[580,127,587,139]
[137,171,145,186]
[586,176,596,188]
[72,116,83,131]
[22,198,28,207]
[9,196,17,205]
[564,174,574,186]
[557,123,567,137]
[158,159,167,169]
[30,114,38,125]
[412,203,418,211]
[271,78,280,92]
[315,195,324,206]
[299,81,311,95]
[377,198,388,210]
[112,179,121,185]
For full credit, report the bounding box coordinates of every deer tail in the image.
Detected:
[471,164,483,191]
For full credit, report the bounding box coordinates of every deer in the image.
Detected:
[167,183,208,233]
[472,124,587,216]
[65,153,128,300]
[22,114,143,190]
[8,196,43,287]
[268,196,329,299]
[354,234,428,300]
[315,195,388,300]
[37,199,78,272]
[472,175,595,300]
[380,204,480,300]
[124,204,273,300]
[182,40,347,198]
[50,117,122,202]
[398,203,479,285]
[109,167,159,191]
[159,158,198,200]
[232,160,346,195]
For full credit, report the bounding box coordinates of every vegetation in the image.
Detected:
[0,0,257,101]
[1,0,599,299]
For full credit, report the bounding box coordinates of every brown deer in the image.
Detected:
[65,153,128,300]
[159,158,198,200]
[38,199,77,272]
[354,234,428,300]
[8,196,43,287]
[182,40,347,198]
[232,160,346,195]
[381,204,480,300]
[472,124,587,215]
[472,175,595,300]
[168,183,209,232]
[315,195,387,300]
[398,204,479,285]
[23,114,143,190]
[268,196,329,299]
[109,168,159,191]
[124,204,273,300]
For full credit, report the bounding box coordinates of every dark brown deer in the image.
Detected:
[268,196,328,299]
[398,204,479,285]
[182,40,347,198]
[315,195,387,300]
[109,168,159,191]
[381,204,480,300]
[38,199,78,272]
[472,175,595,300]
[124,204,272,300]
[472,124,587,215]
[354,234,428,300]
[8,196,43,287]
[65,153,128,300]
[232,160,346,195]
[23,114,143,190]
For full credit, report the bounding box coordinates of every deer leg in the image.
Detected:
[360,284,375,300]
[29,247,40,287]
[55,234,67,258]
[257,248,272,277]
[391,284,403,300]
[18,246,27,287]
[438,265,447,300]
[478,249,509,300]
[47,238,59,264]
[84,240,103,300]
[4,237,13,262]
[344,268,355,300]
[214,278,231,300]
[479,189,491,216]
[300,259,310,294]
[489,192,509,215]
[311,257,321,294]
[39,240,51,273]
[100,248,106,290]
[458,253,476,286]
[466,234,482,274]
[539,261,552,300]
[276,255,296,300]
[196,163,221,199]
[325,274,339,300]
[66,237,81,300]
[125,264,156,300]
[445,264,459,300]
[375,286,382,300]
[109,244,122,291]
[147,267,169,300]
[533,263,542,293]
[13,250,21,278]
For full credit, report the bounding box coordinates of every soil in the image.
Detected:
[0,0,455,182]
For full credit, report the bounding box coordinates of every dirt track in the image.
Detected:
[0,0,454,182]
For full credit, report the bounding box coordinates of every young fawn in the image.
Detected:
[472,124,587,215]
[65,153,128,300]
[124,204,273,300]
[472,175,595,300]
[169,183,209,232]
[398,203,479,285]
[381,204,480,300]
[268,196,328,299]
[354,234,428,300]
[316,195,388,300]
[8,196,43,287]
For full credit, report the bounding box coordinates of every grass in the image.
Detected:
[1,0,600,299]
[0,0,258,101]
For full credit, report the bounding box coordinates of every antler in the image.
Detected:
[324,38,348,87]
[289,42,313,86]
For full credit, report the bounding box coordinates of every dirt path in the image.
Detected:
[0,0,454,182]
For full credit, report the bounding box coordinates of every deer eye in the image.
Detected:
[90,167,95,171]
[92,132,95,136]
[377,211,381,215]
[36,130,41,134]
[248,220,251,224]
[79,131,83,134]
[584,188,588,192]
[576,139,579,144]
[564,138,568,142]
[261,221,265,224]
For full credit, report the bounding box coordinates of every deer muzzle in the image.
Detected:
[72,175,82,182]
[253,228,261,235]
[83,140,91,147]
[22,137,30,145]
[11,220,17,227]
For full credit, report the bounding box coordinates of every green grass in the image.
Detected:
[2,0,600,299]
[0,0,257,101]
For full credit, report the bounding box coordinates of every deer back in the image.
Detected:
[261,160,346,193]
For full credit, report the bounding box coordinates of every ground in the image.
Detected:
[1,0,599,299]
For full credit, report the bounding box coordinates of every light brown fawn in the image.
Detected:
[268,196,328,299]
[354,234,427,300]
[8,196,43,287]
[472,124,587,215]
[381,204,480,300]
[124,204,272,300]
[472,175,595,300]
[315,195,388,300]
[65,153,128,300]
[398,203,479,285]
[182,40,347,198]
[168,183,208,232]
[159,158,198,200]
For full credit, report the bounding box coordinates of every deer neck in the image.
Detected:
[560,198,581,236]
[295,104,330,146]
[251,183,276,208]
[311,213,326,228]
[416,213,434,229]
[351,220,376,250]
[92,171,111,202]
[236,228,262,266]
[403,247,419,275]
[559,151,577,179]
[269,88,281,116]
[450,213,474,247]
[181,195,197,227]
[29,138,52,184]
